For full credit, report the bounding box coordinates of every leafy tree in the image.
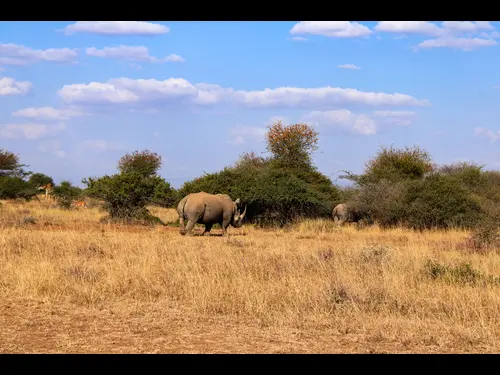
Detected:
[117,150,162,177]
[0,149,30,179]
[403,173,482,230]
[0,149,38,200]
[266,121,319,171]
[28,173,54,188]
[233,151,270,171]
[152,180,178,208]
[0,176,38,200]
[342,145,434,186]
[83,149,170,224]
[437,162,485,190]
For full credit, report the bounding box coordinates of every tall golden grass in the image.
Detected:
[1,198,499,353]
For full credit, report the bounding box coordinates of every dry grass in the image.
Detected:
[1,198,500,353]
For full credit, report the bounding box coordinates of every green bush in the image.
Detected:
[28,173,54,189]
[52,181,83,209]
[347,180,408,228]
[83,149,171,225]
[84,173,166,224]
[404,173,482,230]
[347,173,483,230]
[151,180,178,208]
[342,145,434,186]
[0,176,39,200]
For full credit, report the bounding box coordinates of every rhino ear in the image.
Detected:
[234,198,240,205]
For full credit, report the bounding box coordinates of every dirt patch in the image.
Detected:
[1,297,491,354]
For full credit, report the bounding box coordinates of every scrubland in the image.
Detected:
[1,198,499,353]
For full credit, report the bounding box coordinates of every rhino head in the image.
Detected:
[231,198,247,228]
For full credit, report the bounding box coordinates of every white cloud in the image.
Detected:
[374,21,499,51]
[57,77,431,110]
[12,106,86,120]
[233,86,429,109]
[373,110,418,126]
[228,125,267,145]
[0,43,78,66]
[415,37,497,51]
[86,45,184,63]
[129,63,143,70]
[80,139,123,152]
[38,139,66,158]
[228,116,286,145]
[337,64,360,70]
[0,76,32,96]
[290,21,372,38]
[485,31,500,39]
[474,127,500,143]
[291,36,309,42]
[164,54,185,62]
[441,21,494,33]
[302,110,377,135]
[375,21,494,37]
[0,123,66,140]
[302,109,418,135]
[375,21,444,36]
[63,21,169,36]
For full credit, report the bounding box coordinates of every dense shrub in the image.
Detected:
[403,173,482,230]
[341,146,490,230]
[85,173,166,223]
[347,180,408,228]
[152,180,178,208]
[348,174,483,230]
[0,149,27,178]
[343,145,434,186]
[83,150,170,225]
[0,176,39,200]
[52,181,83,209]
[28,173,54,189]
[437,162,485,189]
[0,149,39,200]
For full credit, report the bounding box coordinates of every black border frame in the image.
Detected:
[2,7,496,20]
[0,352,491,371]
[0,14,498,366]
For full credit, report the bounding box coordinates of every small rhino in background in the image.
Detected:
[176,192,247,236]
[332,203,362,225]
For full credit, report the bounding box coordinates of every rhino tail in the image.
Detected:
[179,198,188,234]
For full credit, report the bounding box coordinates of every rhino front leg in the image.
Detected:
[221,219,231,236]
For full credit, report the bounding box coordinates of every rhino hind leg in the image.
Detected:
[202,224,213,236]
[184,220,197,236]
[179,215,186,235]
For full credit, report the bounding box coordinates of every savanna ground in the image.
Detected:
[1,198,500,354]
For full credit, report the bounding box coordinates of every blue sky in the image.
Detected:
[1,21,499,188]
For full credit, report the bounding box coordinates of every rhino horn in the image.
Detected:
[240,204,247,220]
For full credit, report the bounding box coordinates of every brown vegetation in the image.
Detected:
[1,199,500,353]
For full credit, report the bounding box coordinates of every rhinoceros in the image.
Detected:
[332,203,361,225]
[176,192,247,236]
